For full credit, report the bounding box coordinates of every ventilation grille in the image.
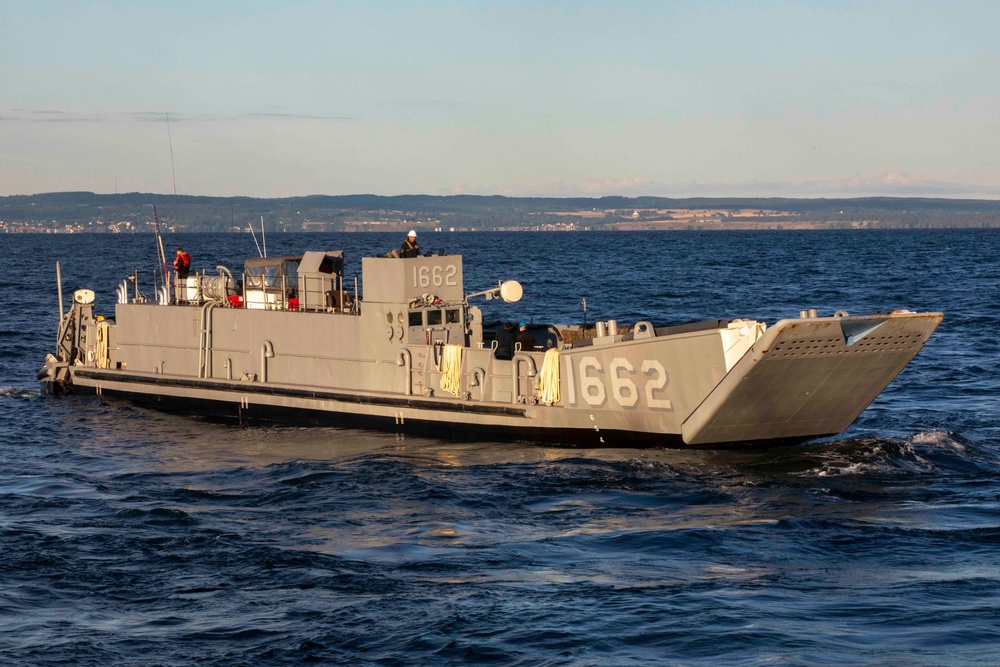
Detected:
[769,333,924,359]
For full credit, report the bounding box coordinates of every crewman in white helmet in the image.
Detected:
[400,230,420,258]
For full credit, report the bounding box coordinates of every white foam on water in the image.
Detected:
[910,429,966,451]
[803,437,937,478]
[0,387,37,399]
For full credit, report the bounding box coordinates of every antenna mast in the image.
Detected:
[165,112,177,195]
[152,206,169,298]
[249,218,263,258]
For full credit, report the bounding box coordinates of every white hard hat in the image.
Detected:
[408,230,417,237]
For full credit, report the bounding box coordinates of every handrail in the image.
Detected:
[397,349,413,395]
[511,352,537,404]
[472,367,486,402]
[261,341,274,382]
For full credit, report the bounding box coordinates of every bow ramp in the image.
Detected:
[681,311,943,445]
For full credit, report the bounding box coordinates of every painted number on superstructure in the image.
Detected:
[570,356,673,410]
[413,265,459,289]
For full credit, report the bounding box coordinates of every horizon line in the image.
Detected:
[7,190,1000,203]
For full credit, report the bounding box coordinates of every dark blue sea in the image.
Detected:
[2,230,999,666]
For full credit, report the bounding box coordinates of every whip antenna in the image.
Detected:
[152,205,168,298]
[249,218,263,258]
[165,112,177,195]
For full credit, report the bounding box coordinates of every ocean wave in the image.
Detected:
[910,429,965,450]
[0,387,38,399]
[3,230,1000,666]
[797,437,935,478]
[115,507,197,525]
[0,473,108,500]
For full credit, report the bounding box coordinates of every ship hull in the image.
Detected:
[60,307,941,448]
[73,378,820,449]
[41,252,943,448]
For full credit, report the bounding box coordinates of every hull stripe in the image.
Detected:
[73,369,528,418]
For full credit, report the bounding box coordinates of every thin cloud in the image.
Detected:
[3,109,356,123]
[688,173,1000,198]
[246,112,356,121]
[130,111,355,122]
[127,111,196,122]
[2,109,99,122]
[501,173,1000,199]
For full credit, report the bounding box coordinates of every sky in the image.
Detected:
[2,0,999,199]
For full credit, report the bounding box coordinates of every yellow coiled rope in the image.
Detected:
[439,344,464,398]
[536,348,561,405]
[95,320,111,369]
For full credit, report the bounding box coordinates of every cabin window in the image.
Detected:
[446,309,460,324]
[427,310,442,326]
[409,311,423,327]
[281,260,300,291]
[244,269,265,290]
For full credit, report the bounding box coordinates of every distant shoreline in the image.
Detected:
[8,225,1000,235]
[3,192,999,233]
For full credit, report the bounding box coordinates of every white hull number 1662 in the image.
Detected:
[565,356,673,410]
[412,265,459,288]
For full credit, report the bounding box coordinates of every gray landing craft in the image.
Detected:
[39,250,943,447]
